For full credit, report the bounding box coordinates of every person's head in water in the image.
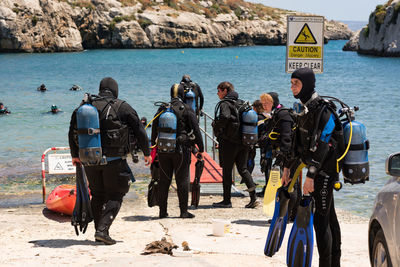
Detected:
[51,104,59,114]
[291,67,316,103]
[99,77,118,98]
[170,83,185,100]
[0,103,3,110]
[39,84,46,91]
[252,100,264,114]
[217,81,234,100]
[181,74,191,83]
[141,117,148,127]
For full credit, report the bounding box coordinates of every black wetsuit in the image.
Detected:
[151,98,204,217]
[291,67,342,267]
[181,81,204,117]
[213,91,257,204]
[68,85,150,234]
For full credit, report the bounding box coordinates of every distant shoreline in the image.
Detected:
[340,20,368,31]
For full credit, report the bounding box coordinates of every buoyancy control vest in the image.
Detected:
[261,107,294,150]
[213,99,257,145]
[294,95,369,184]
[83,94,130,159]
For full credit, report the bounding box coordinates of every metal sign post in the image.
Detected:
[286,15,324,73]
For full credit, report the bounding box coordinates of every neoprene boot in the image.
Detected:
[245,190,259,209]
[319,255,332,267]
[159,205,168,218]
[91,197,105,230]
[95,200,121,245]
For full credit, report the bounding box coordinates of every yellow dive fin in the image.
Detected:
[263,167,281,217]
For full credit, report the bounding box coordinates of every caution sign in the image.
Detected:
[294,24,317,44]
[48,153,76,174]
[286,16,324,73]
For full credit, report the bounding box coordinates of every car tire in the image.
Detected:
[372,229,393,267]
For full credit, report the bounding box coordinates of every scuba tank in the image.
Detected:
[158,106,177,153]
[184,89,196,112]
[342,107,369,184]
[76,94,103,166]
[242,108,258,145]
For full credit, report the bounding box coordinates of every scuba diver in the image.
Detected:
[50,105,61,114]
[37,84,47,91]
[70,84,83,91]
[259,92,299,221]
[282,68,342,267]
[212,82,258,209]
[68,77,151,245]
[141,117,149,128]
[180,74,204,118]
[0,102,11,114]
[151,84,204,219]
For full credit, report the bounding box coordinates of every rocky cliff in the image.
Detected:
[343,0,400,56]
[0,0,352,52]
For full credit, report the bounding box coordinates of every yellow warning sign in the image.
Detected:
[294,23,317,44]
[289,45,321,58]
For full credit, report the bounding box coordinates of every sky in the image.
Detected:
[250,0,388,21]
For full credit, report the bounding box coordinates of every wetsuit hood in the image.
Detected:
[291,67,316,103]
[268,92,280,110]
[99,77,118,98]
[224,90,238,101]
[181,74,191,83]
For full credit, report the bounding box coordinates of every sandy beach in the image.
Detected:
[0,189,370,267]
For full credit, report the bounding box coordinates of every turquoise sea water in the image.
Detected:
[1,40,400,217]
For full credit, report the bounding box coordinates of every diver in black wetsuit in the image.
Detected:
[180,74,204,118]
[69,77,151,245]
[151,84,204,219]
[282,68,342,267]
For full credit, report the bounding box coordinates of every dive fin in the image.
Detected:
[263,167,281,217]
[71,163,93,236]
[264,186,290,257]
[286,195,314,267]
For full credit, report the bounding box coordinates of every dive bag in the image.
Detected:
[76,95,103,166]
[158,106,177,153]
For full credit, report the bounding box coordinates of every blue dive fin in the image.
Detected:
[286,195,314,267]
[264,186,290,257]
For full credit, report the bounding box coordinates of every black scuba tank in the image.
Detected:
[158,106,177,152]
[76,94,103,166]
[342,114,369,184]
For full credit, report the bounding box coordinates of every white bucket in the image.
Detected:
[212,219,231,237]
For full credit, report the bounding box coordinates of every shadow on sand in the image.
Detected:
[231,219,269,227]
[29,239,98,248]
[42,208,71,223]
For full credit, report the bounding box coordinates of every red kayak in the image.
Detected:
[46,184,76,215]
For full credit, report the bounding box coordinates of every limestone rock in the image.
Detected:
[342,30,360,51]
[0,0,353,52]
[343,0,400,56]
